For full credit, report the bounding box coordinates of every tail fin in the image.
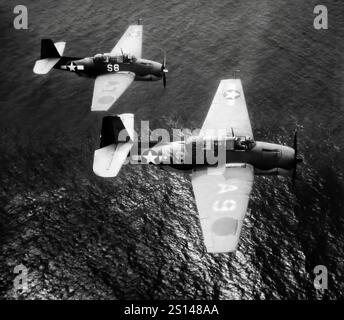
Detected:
[93,114,135,178]
[33,39,66,74]
[41,39,61,58]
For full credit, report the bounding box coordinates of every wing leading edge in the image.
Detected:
[191,164,254,253]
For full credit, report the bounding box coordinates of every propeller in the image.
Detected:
[161,53,168,88]
[292,129,303,182]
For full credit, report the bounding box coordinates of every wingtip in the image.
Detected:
[92,167,119,178]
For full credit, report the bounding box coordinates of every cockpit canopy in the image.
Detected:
[93,53,137,64]
[186,135,255,151]
[227,136,255,151]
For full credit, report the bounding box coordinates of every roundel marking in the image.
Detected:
[141,149,160,164]
[212,217,238,236]
[98,96,114,104]
[129,29,141,37]
[67,61,77,72]
[223,89,241,100]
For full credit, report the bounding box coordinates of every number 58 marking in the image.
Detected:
[107,64,119,72]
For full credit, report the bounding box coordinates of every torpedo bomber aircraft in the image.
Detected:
[33,22,168,111]
[92,79,303,253]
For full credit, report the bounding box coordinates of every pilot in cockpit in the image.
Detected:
[245,136,255,149]
[123,54,129,63]
[123,53,134,63]
[235,137,246,150]
[234,136,255,150]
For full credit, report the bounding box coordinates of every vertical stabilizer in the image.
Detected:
[93,114,135,178]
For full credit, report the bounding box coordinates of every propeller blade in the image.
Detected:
[161,51,167,88]
[292,129,298,183]
[163,72,166,88]
[292,129,303,184]
[293,129,298,159]
[163,55,166,68]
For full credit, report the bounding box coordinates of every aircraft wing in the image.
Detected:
[111,25,143,58]
[91,72,135,111]
[201,79,253,139]
[191,164,254,253]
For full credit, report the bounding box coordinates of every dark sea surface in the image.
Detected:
[0,0,343,299]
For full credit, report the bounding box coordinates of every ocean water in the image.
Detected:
[0,0,343,299]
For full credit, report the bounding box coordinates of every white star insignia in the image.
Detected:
[223,90,241,100]
[67,62,76,72]
[142,150,159,164]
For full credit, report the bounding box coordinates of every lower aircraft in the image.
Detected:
[33,22,168,111]
[93,79,303,253]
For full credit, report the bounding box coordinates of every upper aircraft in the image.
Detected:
[33,22,168,111]
[92,79,303,253]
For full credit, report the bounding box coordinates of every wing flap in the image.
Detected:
[54,41,66,56]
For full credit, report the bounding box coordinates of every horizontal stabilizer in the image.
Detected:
[93,142,133,177]
[33,58,60,74]
[93,114,135,178]
[54,42,66,56]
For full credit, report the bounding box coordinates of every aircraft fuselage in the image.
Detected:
[53,54,163,81]
[128,136,297,176]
